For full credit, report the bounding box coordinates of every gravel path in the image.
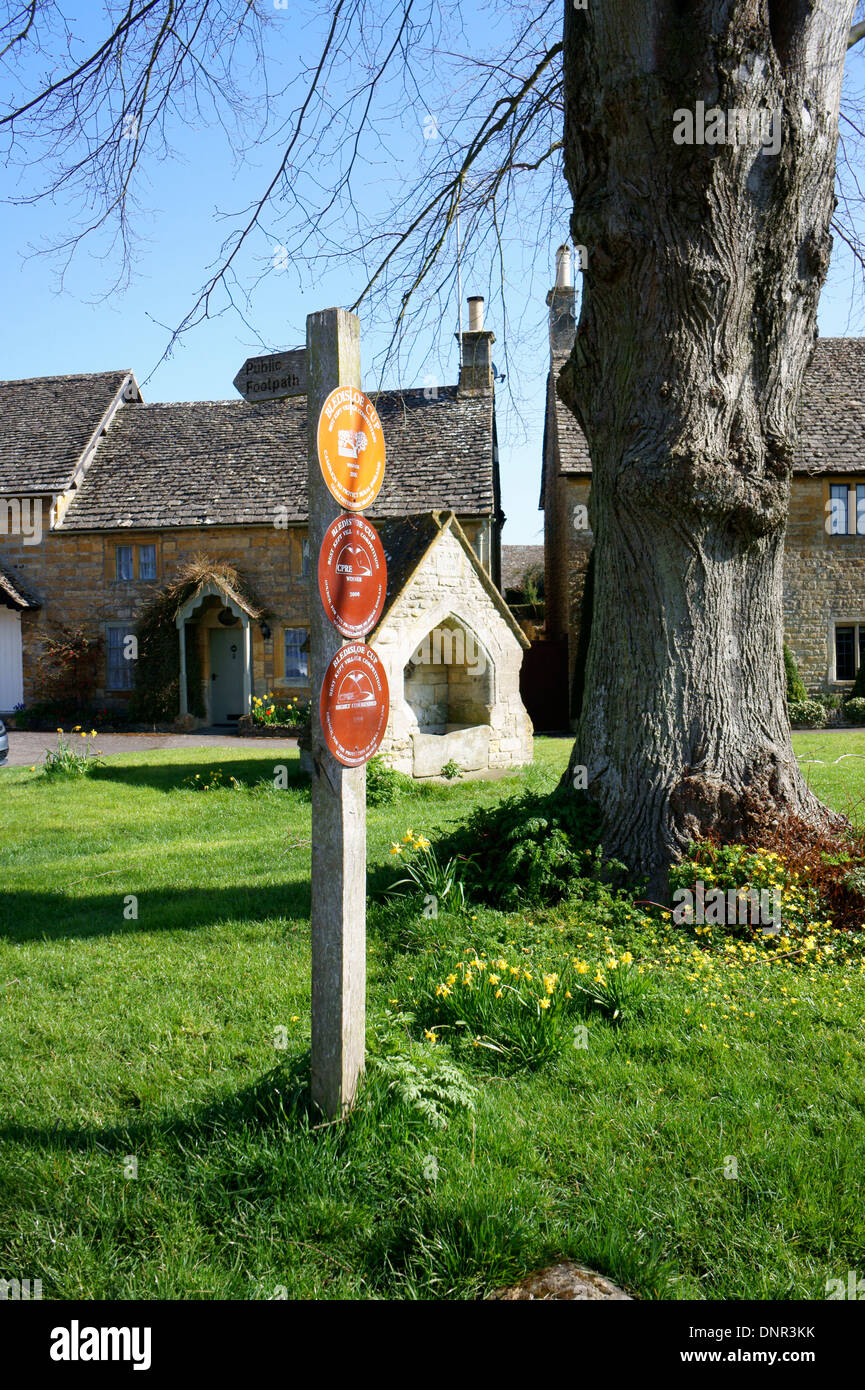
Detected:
[3,729,298,768]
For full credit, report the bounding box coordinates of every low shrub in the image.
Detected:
[844,697,865,725]
[435,786,607,909]
[366,756,402,806]
[788,698,827,728]
[784,644,808,704]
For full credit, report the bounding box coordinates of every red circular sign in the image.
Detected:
[320,642,389,767]
[318,515,387,639]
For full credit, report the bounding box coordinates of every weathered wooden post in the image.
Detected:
[307,307,366,1119]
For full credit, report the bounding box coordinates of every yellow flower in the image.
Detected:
[73,725,81,732]
[489,974,500,985]
[29,765,35,772]
[56,727,63,734]
[403,829,415,844]
[446,974,457,986]
[542,972,558,995]
[574,960,588,974]
[90,730,97,738]
[495,989,503,998]
[424,1029,437,1044]
[80,731,87,739]
[414,835,431,851]
[538,998,550,1010]
[390,842,403,855]
[435,984,451,998]
[620,951,633,965]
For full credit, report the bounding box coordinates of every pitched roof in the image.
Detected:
[795,338,865,474]
[544,354,592,485]
[0,370,134,494]
[372,511,529,648]
[502,544,544,591]
[0,557,40,610]
[59,386,495,531]
[546,338,865,481]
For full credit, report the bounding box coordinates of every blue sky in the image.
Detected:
[1,3,865,546]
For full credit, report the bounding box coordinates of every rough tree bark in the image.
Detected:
[559,0,855,890]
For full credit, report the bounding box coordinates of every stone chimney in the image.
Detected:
[546,244,576,355]
[456,296,495,393]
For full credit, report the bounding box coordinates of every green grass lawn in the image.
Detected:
[1,735,864,1300]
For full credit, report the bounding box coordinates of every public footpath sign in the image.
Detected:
[233,348,306,402]
[319,642,389,766]
[316,385,386,511]
[317,513,387,639]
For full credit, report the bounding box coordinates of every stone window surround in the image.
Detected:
[108,537,161,582]
[822,478,865,538]
[828,616,865,685]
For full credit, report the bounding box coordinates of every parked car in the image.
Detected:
[0,718,8,767]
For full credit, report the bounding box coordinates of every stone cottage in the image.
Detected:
[540,246,865,714]
[0,302,534,776]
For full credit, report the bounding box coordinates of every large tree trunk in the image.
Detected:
[559,0,854,891]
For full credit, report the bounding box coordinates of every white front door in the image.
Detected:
[209,628,245,724]
[0,608,23,711]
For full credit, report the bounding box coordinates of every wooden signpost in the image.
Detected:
[307,307,389,1119]
[233,348,306,402]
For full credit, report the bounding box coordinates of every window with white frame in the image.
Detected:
[284,627,308,680]
[833,622,865,682]
[107,626,135,690]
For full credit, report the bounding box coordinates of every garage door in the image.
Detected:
[0,608,24,711]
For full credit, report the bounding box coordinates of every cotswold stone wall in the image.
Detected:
[371,527,532,776]
[783,477,865,693]
[1,521,306,709]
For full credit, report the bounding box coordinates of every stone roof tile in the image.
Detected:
[60,386,495,531]
[550,338,865,478]
[0,370,133,493]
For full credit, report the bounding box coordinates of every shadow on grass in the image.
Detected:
[0,880,311,941]
[0,1054,317,1153]
[92,756,308,795]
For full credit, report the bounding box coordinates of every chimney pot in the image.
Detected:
[467,295,485,332]
[555,245,573,290]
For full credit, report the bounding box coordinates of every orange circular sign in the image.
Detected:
[317,386,386,511]
[318,514,387,639]
[320,642,390,767]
